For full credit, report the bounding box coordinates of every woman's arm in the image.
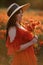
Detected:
[8,27,38,52]
[16,37,38,52]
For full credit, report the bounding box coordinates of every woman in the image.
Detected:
[6,3,38,65]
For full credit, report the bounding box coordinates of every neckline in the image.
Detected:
[16,22,27,31]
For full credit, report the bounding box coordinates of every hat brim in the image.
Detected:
[8,3,30,21]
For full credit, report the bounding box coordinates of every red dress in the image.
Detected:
[6,26,37,65]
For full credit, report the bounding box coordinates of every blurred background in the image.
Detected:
[0,0,43,65]
[0,0,43,10]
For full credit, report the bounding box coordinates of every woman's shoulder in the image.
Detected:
[8,26,17,43]
[8,26,17,35]
[9,26,16,30]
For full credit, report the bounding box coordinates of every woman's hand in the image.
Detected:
[35,35,38,40]
[32,37,38,43]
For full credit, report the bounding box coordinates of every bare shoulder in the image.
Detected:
[8,26,17,43]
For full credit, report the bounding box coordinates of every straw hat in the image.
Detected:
[7,3,30,20]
